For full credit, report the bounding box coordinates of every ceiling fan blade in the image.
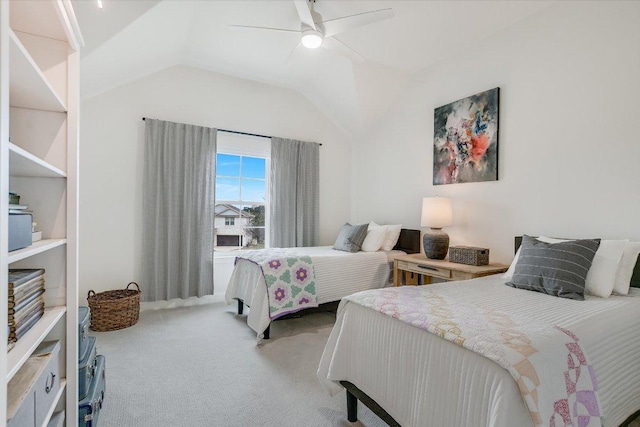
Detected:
[322,36,365,63]
[293,0,316,30]
[321,8,393,37]
[285,42,302,63]
[228,24,300,34]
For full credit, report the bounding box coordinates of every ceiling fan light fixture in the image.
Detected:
[301,29,323,49]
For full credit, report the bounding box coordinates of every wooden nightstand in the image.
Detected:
[393,254,508,286]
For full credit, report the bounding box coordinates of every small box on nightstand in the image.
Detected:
[449,246,489,266]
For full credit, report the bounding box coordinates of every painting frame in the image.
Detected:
[433,87,500,185]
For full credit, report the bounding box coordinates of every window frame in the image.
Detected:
[214,132,271,254]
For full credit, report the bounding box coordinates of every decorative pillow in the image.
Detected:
[536,236,626,298]
[333,223,368,253]
[369,222,402,251]
[613,242,640,295]
[502,236,572,280]
[503,236,626,298]
[506,235,601,300]
[361,227,387,252]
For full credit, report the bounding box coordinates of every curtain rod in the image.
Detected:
[142,117,322,146]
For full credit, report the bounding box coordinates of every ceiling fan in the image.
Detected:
[229,0,394,63]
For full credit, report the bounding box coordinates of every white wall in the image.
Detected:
[79,66,351,299]
[351,2,640,264]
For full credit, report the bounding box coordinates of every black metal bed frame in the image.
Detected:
[341,236,640,426]
[235,229,421,340]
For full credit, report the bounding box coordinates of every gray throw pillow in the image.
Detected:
[333,223,368,253]
[506,235,601,300]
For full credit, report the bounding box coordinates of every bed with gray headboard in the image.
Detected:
[319,236,640,427]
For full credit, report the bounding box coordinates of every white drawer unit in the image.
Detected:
[7,341,62,427]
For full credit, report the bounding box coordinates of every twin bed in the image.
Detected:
[318,237,640,427]
[225,229,421,339]
[226,231,640,426]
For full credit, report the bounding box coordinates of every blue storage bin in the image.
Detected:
[79,355,105,427]
[79,336,97,400]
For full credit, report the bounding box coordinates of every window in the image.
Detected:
[214,133,270,253]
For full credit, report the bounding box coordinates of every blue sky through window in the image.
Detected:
[216,154,266,202]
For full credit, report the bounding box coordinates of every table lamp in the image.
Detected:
[421,197,452,259]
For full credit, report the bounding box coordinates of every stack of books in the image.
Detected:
[8,203,32,215]
[8,269,46,351]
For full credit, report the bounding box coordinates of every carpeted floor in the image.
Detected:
[92,299,640,427]
[91,299,387,427]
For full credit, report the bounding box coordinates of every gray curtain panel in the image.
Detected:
[142,119,216,301]
[269,137,320,248]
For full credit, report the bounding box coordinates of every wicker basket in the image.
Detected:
[449,246,490,266]
[87,282,141,331]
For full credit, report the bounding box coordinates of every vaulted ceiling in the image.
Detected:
[73,0,553,136]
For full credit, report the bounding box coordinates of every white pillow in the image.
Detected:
[361,227,387,252]
[584,239,627,298]
[369,222,402,251]
[501,247,521,280]
[612,242,640,295]
[383,224,402,251]
[503,236,627,298]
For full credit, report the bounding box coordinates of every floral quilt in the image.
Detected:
[236,249,318,319]
[346,286,603,427]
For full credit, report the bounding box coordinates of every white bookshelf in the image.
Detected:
[0,1,83,425]
[6,306,66,380]
[7,239,67,264]
[9,143,66,178]
[8,29,66,112]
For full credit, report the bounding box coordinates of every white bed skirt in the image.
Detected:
[318,276,640,427]
[225,247,403,339]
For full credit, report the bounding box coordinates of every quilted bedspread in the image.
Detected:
[346,286,603,427]
[236,249,318,319]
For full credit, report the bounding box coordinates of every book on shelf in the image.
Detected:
[14,311,45,340]
[13,305,45,335]
[10,297,44,325]
[8,295,45,340]
[10,289,45,314]
[9,278,45,303]
[8,204,28,210]
[9,269,46,294]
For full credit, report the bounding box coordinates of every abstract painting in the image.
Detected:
[433,88,499,185]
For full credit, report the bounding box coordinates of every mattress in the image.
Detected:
[225,246,405,338]
[318,275,640,427]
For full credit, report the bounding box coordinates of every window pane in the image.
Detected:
[242,156,266,179]
[216,153,240,176]
[241,179,266,202]
[214,204,264,251]
[243,227,265,249]
[216,177,240,201]
[241,205,265,227]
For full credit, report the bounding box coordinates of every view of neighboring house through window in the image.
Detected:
[214,132,270,252]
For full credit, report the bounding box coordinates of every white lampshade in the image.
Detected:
[421,197,453,229]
